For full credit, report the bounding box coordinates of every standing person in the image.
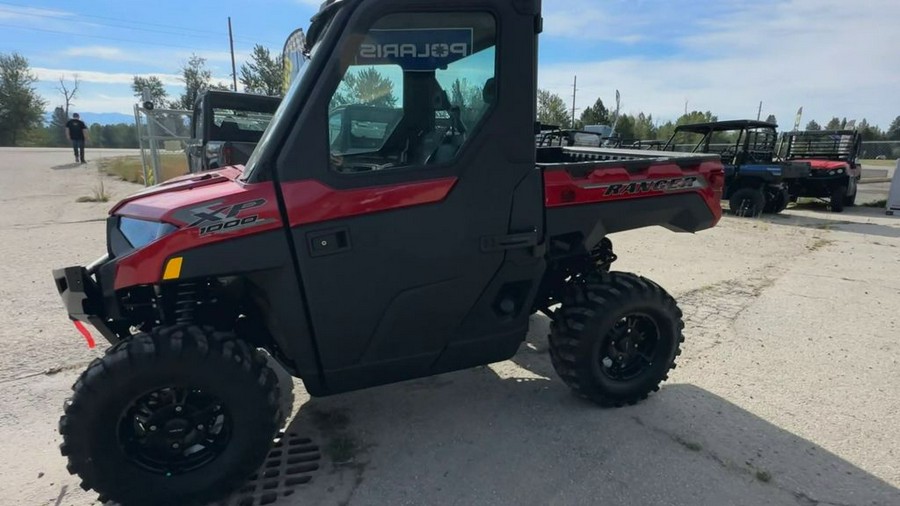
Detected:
[65,113,89,164]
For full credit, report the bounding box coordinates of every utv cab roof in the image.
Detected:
[675,120,777,133]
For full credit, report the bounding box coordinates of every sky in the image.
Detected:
[1,0,899,129]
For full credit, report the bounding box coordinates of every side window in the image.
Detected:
[328,12,497,173]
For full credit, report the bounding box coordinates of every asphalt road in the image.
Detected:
[0,148,897,506]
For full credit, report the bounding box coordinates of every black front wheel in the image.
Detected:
[830,185,847,213]
[549,272,685,407]
[59,326,282,506]
[844,179,858,207]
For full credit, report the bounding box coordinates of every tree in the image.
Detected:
[0,52,47,146]
[449,78,486,129]
[537,89,570,128]
[615,114,635,141]
[579,98,609,127]
[57,74,79,118]
[765,114,777,125]
[632,112,657,140]
[332,67,398,108]
[176,55,228,110]
[48,106,69,146]
[825,117,843,130]
[677,110,716,126]
[657,120,677,142]
[240,45,282,96]
[886,116,900,141]
[805,120,822,131]
[132,76,169,108]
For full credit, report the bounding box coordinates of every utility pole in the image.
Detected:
[757,101,763,121]
[571,75,577,128]
[684,99,688,116]
[228,17,238,91]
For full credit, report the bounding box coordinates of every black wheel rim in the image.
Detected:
[594,313,661,381]
[736,198,754,217]
[118,386,231,476]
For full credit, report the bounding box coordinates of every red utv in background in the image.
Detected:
[780,130,863,212]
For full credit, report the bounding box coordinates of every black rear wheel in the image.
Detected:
[764,187,790,214]
[59,326,281,506]
[729,187,765,217]
[549,272,684,407]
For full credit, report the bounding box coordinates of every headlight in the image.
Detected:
[829,170,837,175]
[118,217,178,249]
[837,168,844,174]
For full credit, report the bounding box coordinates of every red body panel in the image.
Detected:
[796,159,849,171]
[111,170,458,290]
[543,160,724,224]
[113,180,283,289]
[111,158,721,290]
[281,178,457,227]
[111,167,247,221]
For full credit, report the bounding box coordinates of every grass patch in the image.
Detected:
[98,154,188,185]
[862,199,888,208]
[861,159,898,167]
[76,178,111,203]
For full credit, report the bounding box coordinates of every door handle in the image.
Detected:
[308,228,351,257]
[481,229,539,252]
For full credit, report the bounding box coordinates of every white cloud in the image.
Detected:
[0,5,71,21]
[64,93,143,116]
[542,0,645,43]
[61,46,137,62]
[540,0,900,128]
[56,46,250,70]
[33,67,184,86]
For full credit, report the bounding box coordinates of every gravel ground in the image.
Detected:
[0,148,897,506]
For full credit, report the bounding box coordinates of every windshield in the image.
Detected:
[242,7,337,180]
[211,108,275,142]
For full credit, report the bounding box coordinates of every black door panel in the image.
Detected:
[274,0,543,394]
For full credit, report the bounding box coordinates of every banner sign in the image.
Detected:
[282,29,307,94]
[356,28,473,71]
[793,106,803,131]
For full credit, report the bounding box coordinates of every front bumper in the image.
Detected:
[52,258,119,344]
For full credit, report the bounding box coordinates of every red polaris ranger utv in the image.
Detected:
[53,1,724,504]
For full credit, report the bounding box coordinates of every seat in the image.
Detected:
[217,121,241,139]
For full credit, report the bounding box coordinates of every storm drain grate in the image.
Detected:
[220,432,321,506]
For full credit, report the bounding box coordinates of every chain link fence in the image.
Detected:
[860,141,900,161]
[133,105,192,186]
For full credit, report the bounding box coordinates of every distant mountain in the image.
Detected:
[43,112,134,126]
